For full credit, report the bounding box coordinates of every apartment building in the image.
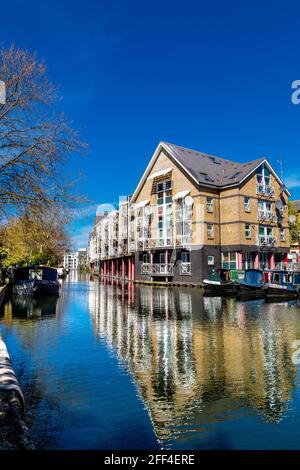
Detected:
[88,141,290,283]
[290,200,300,261]
[63,248,87,270]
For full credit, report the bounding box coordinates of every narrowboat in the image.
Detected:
[263,270,300,300]
[203,269,237,295]
[236,269,265,298]
[13,266,60,296]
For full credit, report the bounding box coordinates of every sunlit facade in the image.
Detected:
[88,142,290,282]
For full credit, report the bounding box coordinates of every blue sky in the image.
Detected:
[2,0,300,247]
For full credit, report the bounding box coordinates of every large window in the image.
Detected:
[244,197,251,212]
[156,180,172,246]
[222,252,237,269]
[175,198,193,245]
[206,196,213,212]
[259,225,274,244]
[258,201,273,220]
[257,164,271,187]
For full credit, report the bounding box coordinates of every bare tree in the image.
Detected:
[0,45,86,217]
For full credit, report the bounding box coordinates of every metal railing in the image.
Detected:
[257,184,275,197]
[141,263,174,275]
[180,262,191,275]
[257,235,276,246]
[258,210,275,222]
[175,235,192,246]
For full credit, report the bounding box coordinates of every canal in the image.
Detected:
[1,272,300,450]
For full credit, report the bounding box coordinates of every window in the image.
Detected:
[257,164,271,186]
[244,197,251,212]
[280,229,285,241]
[293,274,300,285]
[156,180,173,246]
[245,224,251,238]
[208,255,215,266]
[259,226,274,245]
[157,180,172,205]
[222,252,237,269]
[143,253,150,264]
[181,251,190,263]
[258,201,273,220]
[206,196,213,212]
[207,224,214,238]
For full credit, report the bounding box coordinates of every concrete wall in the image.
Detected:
[0,302,33,449]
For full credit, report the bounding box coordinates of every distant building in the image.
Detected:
[63,248,87,270]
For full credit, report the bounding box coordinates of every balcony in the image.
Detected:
[156,238,173,248]
[180,262,191,275]
[257,235,277,247]
[175,235,192,247]
[257,184,275,197]
[118,244,128,256]
[141,263,174,275]
[258,210,275,222]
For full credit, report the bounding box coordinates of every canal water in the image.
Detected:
[1,272,300,450]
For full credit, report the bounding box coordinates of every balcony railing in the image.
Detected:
[180,262,191,275]
[257,235,277,247]
[258,210,275,222]
[141,263,174,275]
[175,235,192,247]
[156,238,173,247]
[257,184,275,197]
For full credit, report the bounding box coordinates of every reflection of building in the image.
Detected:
[88,142,290,283]
[88,283,298,445]
[63,248,87,270]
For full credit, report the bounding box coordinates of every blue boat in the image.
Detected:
[237,269,265,298]
[263,270,300,299]
[13,266,60,296]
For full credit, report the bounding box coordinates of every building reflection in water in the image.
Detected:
[88,281,300,446]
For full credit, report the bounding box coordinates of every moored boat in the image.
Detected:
[237,269,265,298]
[13,266,60,296]
[203,269,237,295]
[263,270,300,300]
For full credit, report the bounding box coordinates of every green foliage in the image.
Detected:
[288,201,300,245]
[0,207,70,267]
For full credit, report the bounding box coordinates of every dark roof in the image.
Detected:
[162,141,265,188]
[292,200,300,211]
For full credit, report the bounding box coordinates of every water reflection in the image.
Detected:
[88,281,300,447]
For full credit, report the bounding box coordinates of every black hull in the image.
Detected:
[34,282,60,296]
[203,283,236,296]
[237,284,265,298]
[13,280,60,296]
[264,286,298,300]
